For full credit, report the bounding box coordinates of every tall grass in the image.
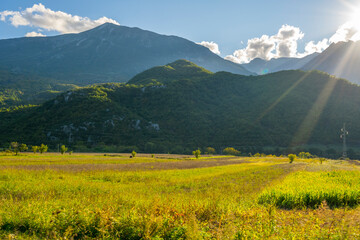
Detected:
[258,171,360,209]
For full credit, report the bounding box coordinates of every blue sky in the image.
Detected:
[1,0,359,62]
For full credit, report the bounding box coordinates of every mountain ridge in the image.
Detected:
[0,23,252,85]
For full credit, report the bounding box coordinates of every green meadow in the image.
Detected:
[0,153,360,239]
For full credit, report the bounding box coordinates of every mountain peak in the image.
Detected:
[128,60,213,85]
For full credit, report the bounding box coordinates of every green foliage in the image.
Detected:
[192,149,201,159]
[319,158,326,164]
[288,154,296,163]
[0,70,78,108]
[60,145,68,155]
[131,151,137,158]
[2,64,360,156]
[298,152,313,159]
[205,147,216,155]
[39,144,48,154]
[31,145,39,154]
[223,147,241,156]
[10,142,27,155]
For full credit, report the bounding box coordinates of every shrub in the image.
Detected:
[131,151,137,158]
[192,149,201,159]
[319,158,326,164]
[288,154,296,163]
[223,147,240,156]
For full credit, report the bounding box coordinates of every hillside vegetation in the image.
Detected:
[0,70,77,107]
[1,60,360,157]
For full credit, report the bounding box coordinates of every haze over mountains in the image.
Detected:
[241,41,360,85]
[302,41,360,84]
[0,23,251,85]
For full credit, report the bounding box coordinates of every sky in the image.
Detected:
[1,0,360,63]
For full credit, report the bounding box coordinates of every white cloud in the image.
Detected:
[25,31,46,37]
[0,3,119,34]
[329,21,360,43]
[225,21,360,64]
[303,38,329,55]
[197,41,220,55]
[226,25,305,63]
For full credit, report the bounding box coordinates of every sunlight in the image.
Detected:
[350,5,360,31]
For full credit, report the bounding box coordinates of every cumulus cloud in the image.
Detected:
[226,21,360,64]
[225,25,304,63]
[303,38,329,55]
[25,31,46,37]
[0,3,119,34]
[197,41,221,55]
[329,21,360,43]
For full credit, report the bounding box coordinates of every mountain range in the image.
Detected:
[241,41,360,85]
[0,23,251,85]
[1,60,360,158]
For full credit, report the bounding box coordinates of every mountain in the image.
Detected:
[242,53,319,75]
[128,59,213,85]
[302,41,360,84]
[0,23,252,85]
[1,60,360,158]
[0,69,78,107]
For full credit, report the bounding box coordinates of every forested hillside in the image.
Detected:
[1,60,359,157]
[0,70,77,107]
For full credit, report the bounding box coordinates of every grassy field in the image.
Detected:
[0,154,359,239]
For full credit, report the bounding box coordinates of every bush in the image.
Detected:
[192,149,201,159]
[288,154,296,163]
[223,147,240,156]
[131,151,137,158]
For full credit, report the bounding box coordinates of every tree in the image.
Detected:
[223,147,241,156]
[32,146,39,154]
[10,142,19,155]
[60,145,68,155]
[10,142,27,155]
[298,152,312,159]
[192,149,201,159]
[205,147,216,155]
[20,144,28,152]
[131,151,137,158]
[39,144,48,154]
[288,154,296,163]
